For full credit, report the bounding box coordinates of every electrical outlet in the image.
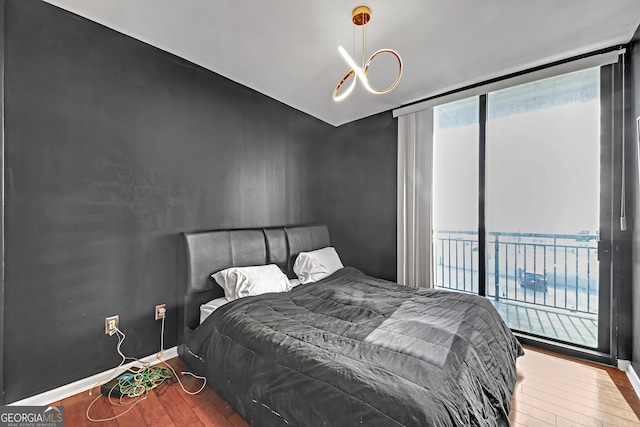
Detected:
[105,315,119,335]
[155,304,166,320]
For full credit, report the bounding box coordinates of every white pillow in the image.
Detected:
[212,264,290,301]
[289,278,301,288]
[293,247,343,284]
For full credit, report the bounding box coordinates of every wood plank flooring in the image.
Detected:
[52,357,249,427]
[51,345,640,426]
[511,345,640,427]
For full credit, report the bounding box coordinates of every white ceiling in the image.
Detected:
[42,0,640,127]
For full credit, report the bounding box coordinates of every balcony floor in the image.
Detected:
[490,298,598,348]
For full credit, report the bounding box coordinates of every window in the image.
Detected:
[432,67,607,349]
[433,97,479,293]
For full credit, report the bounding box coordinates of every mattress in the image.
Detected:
[186,267,523,426]
[199,297,229,324]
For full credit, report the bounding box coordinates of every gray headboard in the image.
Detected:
[177,224,330,343]
[285,225,331,274]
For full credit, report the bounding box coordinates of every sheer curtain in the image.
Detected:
[397,109,433,288]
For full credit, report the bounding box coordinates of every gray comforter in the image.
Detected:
[185,267,523,426]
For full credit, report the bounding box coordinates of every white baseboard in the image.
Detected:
[619,359,640,399]
[8,346,178,406]
[618,359,631,371]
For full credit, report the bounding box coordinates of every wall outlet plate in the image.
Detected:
[155,304,166,320]
[105,315,119,335]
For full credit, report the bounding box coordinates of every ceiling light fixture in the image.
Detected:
[333,6,403,102]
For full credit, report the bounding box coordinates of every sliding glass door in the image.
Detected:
[485,68,601,348]
[433,67,609,350]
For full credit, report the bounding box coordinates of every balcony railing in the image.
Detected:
[434,230,599,315]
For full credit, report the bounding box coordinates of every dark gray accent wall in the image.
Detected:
[614,54,633,362]
[0,0,5,406]
[330,113,397,281]
[2,0,398,402]
[630,30,640,374]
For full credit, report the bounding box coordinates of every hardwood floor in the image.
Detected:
[52,346,640,426]
[511,345,640,427]
[52,357,249,427]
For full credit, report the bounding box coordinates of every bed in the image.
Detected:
[178,225,523,426]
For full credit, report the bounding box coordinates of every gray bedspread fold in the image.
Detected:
[186,267,523,426]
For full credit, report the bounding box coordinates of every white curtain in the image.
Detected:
[397,109,434,289]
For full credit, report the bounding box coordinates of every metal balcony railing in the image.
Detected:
[434,230,599,315]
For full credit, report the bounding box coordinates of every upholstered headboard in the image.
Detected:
[285,225,330,275]
[177,224,330,344]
